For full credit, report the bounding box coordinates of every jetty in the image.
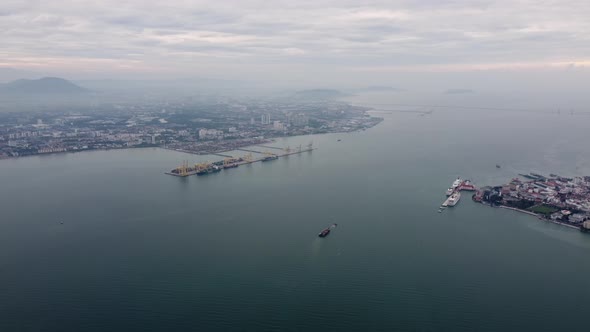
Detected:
[167,143,315,177]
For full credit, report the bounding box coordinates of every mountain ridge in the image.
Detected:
[0,77,89,94]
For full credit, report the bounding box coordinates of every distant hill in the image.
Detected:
[294,89,346,99]
[0,77,89,94]
[355,86,404,92]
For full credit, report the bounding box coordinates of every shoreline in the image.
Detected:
[0,145,158,161]
[495,205,580,230]
[0,118,384,162]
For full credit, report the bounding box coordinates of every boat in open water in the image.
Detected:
[318,223,338,237]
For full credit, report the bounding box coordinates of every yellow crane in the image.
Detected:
[195,162,209,171]
[224,157,237,166]
[176,160,190,176]
[242,153,253,162]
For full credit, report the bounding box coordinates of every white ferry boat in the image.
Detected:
[447,191,461,206]
[451,177,463,189]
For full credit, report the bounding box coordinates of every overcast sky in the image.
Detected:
[1,0,589,86]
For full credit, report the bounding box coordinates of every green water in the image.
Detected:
[1,103,590,331]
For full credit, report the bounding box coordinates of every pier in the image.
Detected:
[210,153,234,158]
[236,148,265,154]
[256,145,285,151]
[439,179,478,211]
[167,143,315,177]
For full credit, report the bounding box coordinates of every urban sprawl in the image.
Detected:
[475,173,590,232]
[0,98,382,158]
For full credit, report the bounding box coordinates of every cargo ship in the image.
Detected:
[197,165,222,175]
[318,223,338,237]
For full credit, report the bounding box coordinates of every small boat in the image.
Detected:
[337,139,342,142]
[496,164,501,169]
[318,223,337,237]
[446,188,454,196]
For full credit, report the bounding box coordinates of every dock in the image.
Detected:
[236,148,265,154]
[439,179,478,210]
[167,144,315,177]
[210,153,234,158]
[256,145,285,151]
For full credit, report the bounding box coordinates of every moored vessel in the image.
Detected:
[447,191,461,206]
[197,165,222,175]
[458,180,477,191]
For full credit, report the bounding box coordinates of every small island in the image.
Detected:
[473,173,590,232]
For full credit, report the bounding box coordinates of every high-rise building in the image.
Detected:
[291,113,309,126]
[261,114,271,125]
[273,121,284,130]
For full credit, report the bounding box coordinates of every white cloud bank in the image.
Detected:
[0,0,589,81]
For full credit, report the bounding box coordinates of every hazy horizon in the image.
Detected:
[1,1,589,87]
[2,1,590,109]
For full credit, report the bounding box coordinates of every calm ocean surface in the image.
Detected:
[1,93,590,331]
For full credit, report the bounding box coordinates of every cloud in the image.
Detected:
[0,0,589,79]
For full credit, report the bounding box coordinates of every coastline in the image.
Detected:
[0,118,384,162]
[0,116,385,161]
[496,205,580,230]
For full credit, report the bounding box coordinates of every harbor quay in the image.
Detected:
[166,143,314,177]
[439,177,477,211]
